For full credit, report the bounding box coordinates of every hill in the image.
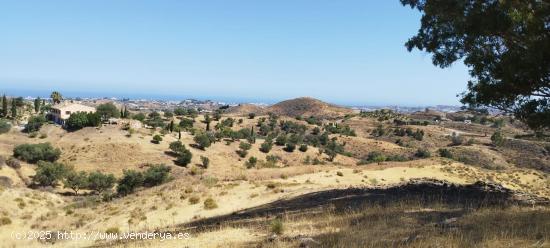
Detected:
[267,97,354,118]
[225,104,266,116]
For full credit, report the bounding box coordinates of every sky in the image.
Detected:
[0,0,471,106]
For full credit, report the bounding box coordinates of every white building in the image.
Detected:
[50,102,96,126]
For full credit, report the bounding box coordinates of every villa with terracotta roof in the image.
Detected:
[49,102,96,126]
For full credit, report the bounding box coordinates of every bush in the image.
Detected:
[117,170,144,196]
[203,197,218,209]
[438,148,453,159]
[189,196,200,204]
[33,161,71,186]
[87,171,116,194]
[367,151,386,164]
[151,134,163,144]
[0,119,11,134]
[0,217,11,226]
[491,131,505,146]
[284,143,296,152]
[194,133,212,149]
[245,156,257,168]
[248,113,256,119]
[143,164,171,187]
[25,115,46,133]
[275,135,287,146]
[298,144,308,152]
[414,148,431,158]
[239,142,252,151]
[6,157,20,169]
[200,156,210,168]
[176,149,193,166]
[451,132,464,146]
[236,149,248,158]
[260,141,273,153]
[270,219,284,235]
[105,227,120,234]
[13,143,61,163]
[336,171,343,177]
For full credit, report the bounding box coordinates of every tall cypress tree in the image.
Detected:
[11,98,16,119]
[123,106,129,118]
[34,97,41,113]
[2,95,7,117]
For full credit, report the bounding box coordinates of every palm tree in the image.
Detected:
[50,91,63,104]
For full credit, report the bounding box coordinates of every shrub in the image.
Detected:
[491,131,505,146]
[336,171,343,177]
[248,113,256,119]
[0,217,11,226]
[275,135,287,146]
[39,133,47,139]
[415,148,431,158]
[270,219,284,235]
[0,119,11,134]
[6,157,20,169]
[367,151,386,163]
[189,196,200,204]
[105,227,120,234]
[169,141,186,154]
[66,112,90,130]
[152,134,163,144]
[438,148,453,159]
[24,115,46,133]
[33,161,71,187]
[143,164,171,187]
[117,170,144,196]
[87,171,116,194]
[298,144,308,152]
[200,156,210,168]
[176,149,193,166]
[194,133,212,149]
[13,143,61,163]
[451,132,464,146]
[246,156,257,168]
[236,149,248,158]
[259,141,273,153]
[132,113,146,122]
[284,143,296,152]
[239,142,252,151]
[203,197,218,209]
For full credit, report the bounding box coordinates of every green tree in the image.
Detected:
[117,170,144,196]
[87,171,116,194]
[96,102,120,120]
[87,112,101,127]
[203,114,212,131]
[194,132,212,149]
[66,112,89,130]
[1,95,7,117]
[401,0,550,130]
[325,139,344,162]
[213,110,222,121]
[34,97,41,113]
[64,171,89,195]
[11,99,16,119]
[176,149,192,166]
[33,161,71,187]
[50,91,63,104]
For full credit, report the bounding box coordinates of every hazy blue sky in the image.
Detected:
[0,0,470,106]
